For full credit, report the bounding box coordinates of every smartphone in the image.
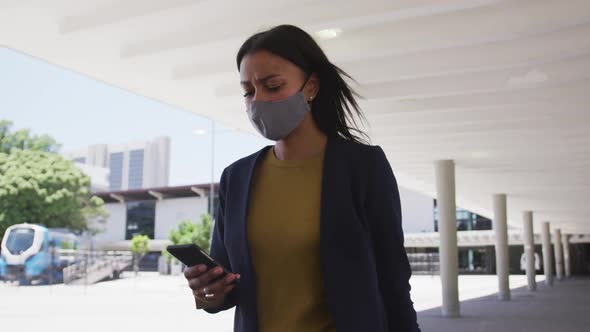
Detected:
[166,244,239,285]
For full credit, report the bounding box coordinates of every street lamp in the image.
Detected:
[193,122,216,217]
[193,122,239,219]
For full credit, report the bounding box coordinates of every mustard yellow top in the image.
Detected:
[246,147,335,332]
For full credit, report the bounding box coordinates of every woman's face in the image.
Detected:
[239,50,317,110]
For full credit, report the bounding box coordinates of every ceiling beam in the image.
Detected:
[358,54,590,101]
[377,140,590,157]
[59,0,201,34]
[173,18,590,82]
[212,53,590,100]
[367,113,588,137]
[355,79,590,116]
[365,103,589,126]
[0,0,29,9]
[342,26,590,84]
[322,0,590,63]
[120,0,500,58]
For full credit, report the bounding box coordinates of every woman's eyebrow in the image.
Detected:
[240,74,280,85]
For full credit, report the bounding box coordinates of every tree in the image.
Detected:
[130,234,150,276]
[0,120,107,239]
[164,214,213,264]
[0,120,60,153]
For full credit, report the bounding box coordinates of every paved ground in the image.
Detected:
[0,273,585,331]
[418,277,590,332]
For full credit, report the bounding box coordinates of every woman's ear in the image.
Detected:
[305,73,320,103]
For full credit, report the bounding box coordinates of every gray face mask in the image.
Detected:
[247,79,311,141]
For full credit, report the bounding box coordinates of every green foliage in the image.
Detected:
[60,241,76,250]
[0,120,60,153]
[164,214,213,263]
[0,120,107,239]
[130,234,150,276]
[130,234,150,256]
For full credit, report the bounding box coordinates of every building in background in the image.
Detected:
[63,136,170,192]
[73,163,110,192]
[399,187,436,233]
[92,183,211,271]
[398,188,493,234]
[90,181,590,275]
[434,201,493,232]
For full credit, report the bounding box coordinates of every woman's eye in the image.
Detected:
[267,84,281,92]
[243,91,254,98]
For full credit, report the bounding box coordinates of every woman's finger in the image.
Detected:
[188,267,227,291]
[184,264,207,279]
[203,273,234,295]
[203,272,239,297]
[200,267,226,285]
[221,284,236,296]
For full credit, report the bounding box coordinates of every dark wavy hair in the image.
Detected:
[236,25,368,144]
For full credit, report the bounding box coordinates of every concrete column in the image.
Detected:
[493,194,510,300]
[435,160,459,317]
[541,222,553,286]
[554,229,564,280]
[563,234,571,278]
[522,211,536,291]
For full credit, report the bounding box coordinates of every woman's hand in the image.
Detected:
[184,264,240,305]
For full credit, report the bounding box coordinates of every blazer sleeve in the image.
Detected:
[202,168,240,313]
[365,146,420,332]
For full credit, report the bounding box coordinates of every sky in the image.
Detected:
[0,47,270,186]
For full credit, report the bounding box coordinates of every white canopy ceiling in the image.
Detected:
[1,0,589,233]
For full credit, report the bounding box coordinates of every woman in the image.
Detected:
[184,25,420,332]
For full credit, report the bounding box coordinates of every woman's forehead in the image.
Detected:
[240,51,297,81]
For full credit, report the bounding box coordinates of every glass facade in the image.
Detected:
[458,247,495,274]
[430,199,501,274]
[433,199,492,232]
[109,152,124,191]
[128,149,144,189]
[125,200,155,240]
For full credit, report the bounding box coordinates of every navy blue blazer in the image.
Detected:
[204,136,420,332]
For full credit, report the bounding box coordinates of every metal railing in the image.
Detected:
[407,253,440,275]
[62,250,133,285]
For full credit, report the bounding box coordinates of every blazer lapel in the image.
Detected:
[235,144,272,331]
[320,136,344,244]
[239,145,272,266]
